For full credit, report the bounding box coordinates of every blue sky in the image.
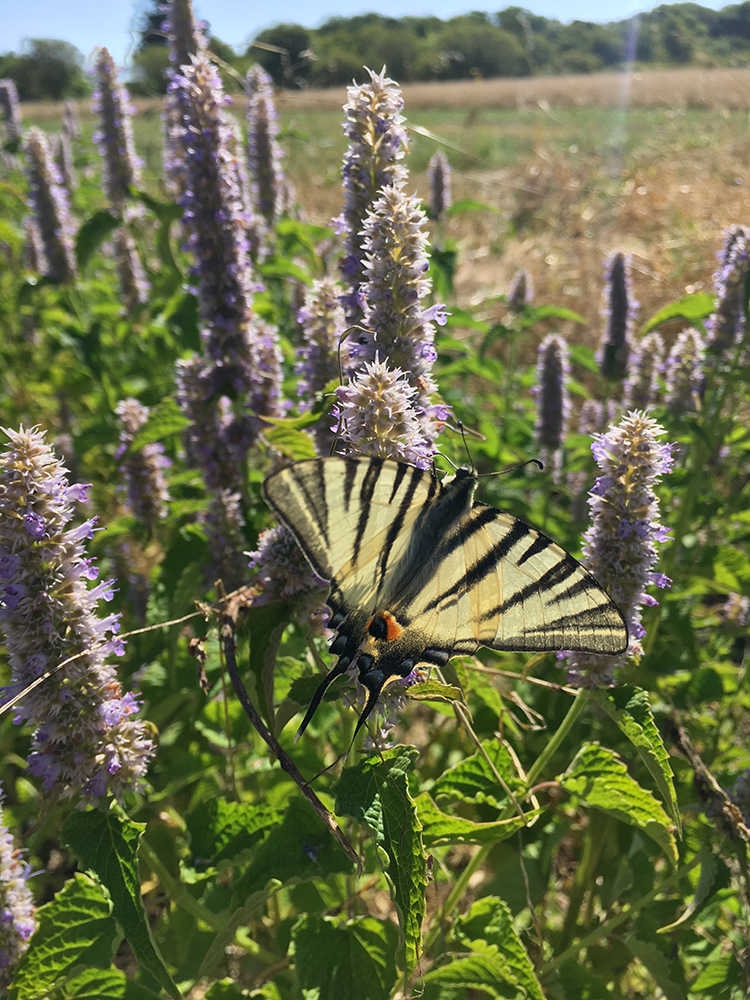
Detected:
[5,0,733,65]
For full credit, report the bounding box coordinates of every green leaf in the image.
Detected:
[416,793,537,847]
[76,210,120,270]
[242,600,296,727]
[590,687,679,826]
[186,798,283,865]
[61,967,163,999]
[292,915,399,1000]
[335,747,426,973]
[658,844,730,933]
[622,935,688,1000]
[640,292,714,334]
[691,954,744,992]
[11,873,118,1000]
[556,957,612,999]
[406,679,464,707]
[125,397,190,455]
[447,198,498,215]
[522,304,587,326]
[423,941,532,998]
[430,740,521,810]
[62,810,182,1000]
[203,982,252,1000]
[264,424,317,460]
[259,259,311,282]
[456,898,544,1000]
[135,190,183,224]
[560,743,678,862]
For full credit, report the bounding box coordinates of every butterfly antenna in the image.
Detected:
[336,324,375,386]
[294,656,352,742]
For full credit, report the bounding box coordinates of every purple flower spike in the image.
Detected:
[246,64,286,225]
[0,427,155,800]
[562,410,675,687]
[333,358,435,468]
[113,230,150,309]
[61,99,81,141]
[623,331,665,409]
[248,523,330,634]
[507,268,533,313]
[162,0,207,71]
[598,251,638,382]
[92,48,142,212]
[338,67,408,323]
[426,149,452,220]
[296,278,346,454]
[0,786,36,989]
[0,79,21,144]
[22,129,77,284]
[359,182,445,457]
[115,398,170,527]
[203,490,248,592]
[533,333,570,478]
[705,225,750,361]
[664,327,706,414]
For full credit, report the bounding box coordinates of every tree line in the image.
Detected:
[4,2,750,101]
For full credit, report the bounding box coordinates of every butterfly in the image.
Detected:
[262,456,628,740]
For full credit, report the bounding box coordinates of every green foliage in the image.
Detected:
[0,39,90,101]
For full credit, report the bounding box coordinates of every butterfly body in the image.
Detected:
[262,457,628,738]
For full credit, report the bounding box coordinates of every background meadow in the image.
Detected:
[0,20,749,1000]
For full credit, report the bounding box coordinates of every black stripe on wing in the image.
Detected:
[291,463,330,550]
[351,460,383,564]
[376,464,426,589]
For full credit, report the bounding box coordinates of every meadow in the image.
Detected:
[0,54,749,1000]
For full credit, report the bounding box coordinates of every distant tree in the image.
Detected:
[660,10,696,62]
[248,23,313,86]
[433,17,530,79]
[0,39,89,101]
[710,1,750,39]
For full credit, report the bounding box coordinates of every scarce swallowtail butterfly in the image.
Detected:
[262,456,628,740]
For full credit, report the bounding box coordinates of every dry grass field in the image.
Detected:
[22,65,750,348]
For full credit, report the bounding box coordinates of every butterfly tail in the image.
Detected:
[294,656,352,741]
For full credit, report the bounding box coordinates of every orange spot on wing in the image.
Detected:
[381,611,403,642]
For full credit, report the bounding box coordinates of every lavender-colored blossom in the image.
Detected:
[61,99,81,141]
[598,251,637,382]
[0,80,21,145]
[623,331,665,409]
[664,327,705,414]
[296,276,346,396]
[426,149,451,220]
[0,427,155,799]
[203,490,248,592]
[92,48,142,212]
[169,54,258,363]
[338,66,409,322]
[333,358,435,468]
[227,117,267,263]
[246,64,285,225]
[162,0,207,72]
[533,333,570,474]
[22,217,45,274]
[52,131,76,194]
[0,787,36,988]
[113,229,150,310]
[705,226,750,360]
[358,182,447,456]
[562,411,675,687]
[115,399,170,527]
[248,522,329,633]
[22,128,76,284]
[507,268,533,313]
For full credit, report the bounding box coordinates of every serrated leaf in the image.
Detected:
[187,799,283,865]
[406,680,464,706]
[641,292,714,334]
[560,743,678,862]
[61,967,163,999]
[457,898,544,1000]
[125,398,190,455]
[76,210,120,269]
[423,941,529,998]
[11,873,118,1000]
[416,793,537,846]
[591,687,679,826]
[691,954,744,991]
[622,935,688,1000]
[430,740,520,810]
[62,810,182,1000]
[658,844,730,933]
[292,915,399,1000]
[264,424,317,460]
[334,747,426,973]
